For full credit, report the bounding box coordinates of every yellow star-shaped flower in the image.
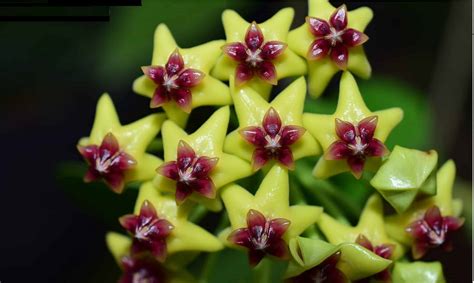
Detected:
[211,8,307,100]
[78,93,165,187]
[385,160,463,245]
[154,106,252,211]
[133,24,232,127]
[302,72,403,179]
[288,0,373,98]
[224,76,321,171]
[106,182,223,266]
[221,165,323,244]
[318,194,404,259]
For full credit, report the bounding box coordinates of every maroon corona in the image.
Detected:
[228,209,290,266]
[326,116,387,178]
[406,206,464,259]
[223,22,287,85]
[239,107,305,170]
[288,251,348,283]
[157,140,218,204]
[77,132,137,193]
[142,49,204,113]
[306,5,368,69]
[119,200,174,262]
[355,234,395,282]
[119,256,167,283]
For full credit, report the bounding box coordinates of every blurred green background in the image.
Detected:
[0,0,470,282]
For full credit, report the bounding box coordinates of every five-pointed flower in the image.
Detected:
[212,8,307,99]
[142,49,205,113]
[405,205,464,259]
[119,200,174,262]
[225,76,320,172]
[77,94,166,193]
[154,106,252,211]
[305,5,368,69]
[157,140,218,204]
[228,209,291,266]
[106,182,223,263]
[303,72,403,179]
[325,116,388,178]
[355,234,395,282]
[133,24,231,127]
[239,107,306,170]
[288,251,348,283]
[318,194,404,259]
[384,160,464,246]
[221,165,323,266]
[222,22,287,86]
[288,0,373,98]
[78,132,137,193]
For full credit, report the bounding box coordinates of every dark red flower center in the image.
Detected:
[239,107,305,171]
[288,251,348,283]
[77,132,136,193]
[325,116,387,179]
[305,5,368,69]
[355,234,394,282]
[119,200,174,262]
[142,49,204,113]
[119,256,167,283]
[228,209,290,266]
[157,140,218,204]
[406,205,464,259]
[222,22,287,86]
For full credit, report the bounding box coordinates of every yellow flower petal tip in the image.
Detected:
[303,72,403,179]
[224,75,321,172]
[154,106,252,211]
[133,23,231,127]
[221,164,323,245]
[392,261,446,283]
[211,8,307,99]
[288,0,373,98]
[77,93,166,190]
[318,194,405,259]
[385,160,463,245]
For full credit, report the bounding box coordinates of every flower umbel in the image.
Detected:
[288,251,348,283]
[406,205,464,259]
[306,5,368,69]
[158,140,218,204]
[119,200,174,262]
[142,49,205,112]
[228,209,290,266]
[223,22,287,86]
[239,107,305,170]
[119,255,167,283]
[77,132,137,193]
[355,234,395,282]
[326,116,388,178]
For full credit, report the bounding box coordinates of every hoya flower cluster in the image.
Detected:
[76,0,464,282]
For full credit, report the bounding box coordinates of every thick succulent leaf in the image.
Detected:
[370,146,438,213]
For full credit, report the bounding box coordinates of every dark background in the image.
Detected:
[0,0,471,282]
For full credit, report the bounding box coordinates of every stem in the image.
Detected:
[294,163,350,225]
[289,174,320,239]
[188,204,208,223]
[199,212,230,283]
[251,258,271,283]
